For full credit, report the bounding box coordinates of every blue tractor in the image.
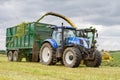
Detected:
[38,12,101,68]
[40,25,101,68]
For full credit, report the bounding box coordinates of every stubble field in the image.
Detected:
[0,51,120,80]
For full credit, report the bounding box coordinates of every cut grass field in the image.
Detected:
[0,52,120,80]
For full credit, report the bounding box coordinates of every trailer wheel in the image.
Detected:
[63,47,82,68]
[40,43,56,65]
[84,50,102,67]
[8,51,13,61]
[13,51,22,62]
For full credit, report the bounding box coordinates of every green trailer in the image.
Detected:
[6,22,53,62]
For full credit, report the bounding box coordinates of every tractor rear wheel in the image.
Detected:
[84,50,102,67]
[63,47,82,68]
[8,51,13,61]
[40,43,56,65]
[13,51,22,62]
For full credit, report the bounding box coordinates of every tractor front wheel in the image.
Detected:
[84,50,102,67]
[63,47,82,68]
[40,43,56,65]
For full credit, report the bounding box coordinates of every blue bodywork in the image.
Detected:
[43,37,89,49]
[67,37,89,49]
[43,39,58,49]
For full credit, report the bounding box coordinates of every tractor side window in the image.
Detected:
[52,29,61,46]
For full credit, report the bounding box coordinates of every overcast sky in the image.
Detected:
[0,0,120,50]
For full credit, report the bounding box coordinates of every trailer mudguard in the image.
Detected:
[43,39,58,49]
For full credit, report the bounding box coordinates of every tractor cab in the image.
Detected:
[51,26,76,46]
[50,26,89,49]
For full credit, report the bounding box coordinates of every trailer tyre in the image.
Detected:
[8,51,13,61]
[40,43,56,65]
[13,51,22,62]
[63,47,82,68]
[84,50,102,67]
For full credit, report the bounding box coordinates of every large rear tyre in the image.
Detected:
[63,47,82,68]
[40,43,56,65]
[84,50,102,67]
[13,51,22,62]
[8,51,13,61]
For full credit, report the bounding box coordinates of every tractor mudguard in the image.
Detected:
[42,39,58,49]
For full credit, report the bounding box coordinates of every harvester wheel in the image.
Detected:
[63,47,82,68]
[84,50,102,67]
[13,51,22,62]
[40,43,56,65]
[8,51,13,61]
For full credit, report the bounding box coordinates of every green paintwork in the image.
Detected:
[6,22,53,51]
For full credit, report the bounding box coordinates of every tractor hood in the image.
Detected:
[67,37,89,49]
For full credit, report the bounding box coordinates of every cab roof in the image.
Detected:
[50,26,76,30]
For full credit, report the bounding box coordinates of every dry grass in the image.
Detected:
[0,54,120,80]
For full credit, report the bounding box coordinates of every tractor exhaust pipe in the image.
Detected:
[61,23,64,49]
